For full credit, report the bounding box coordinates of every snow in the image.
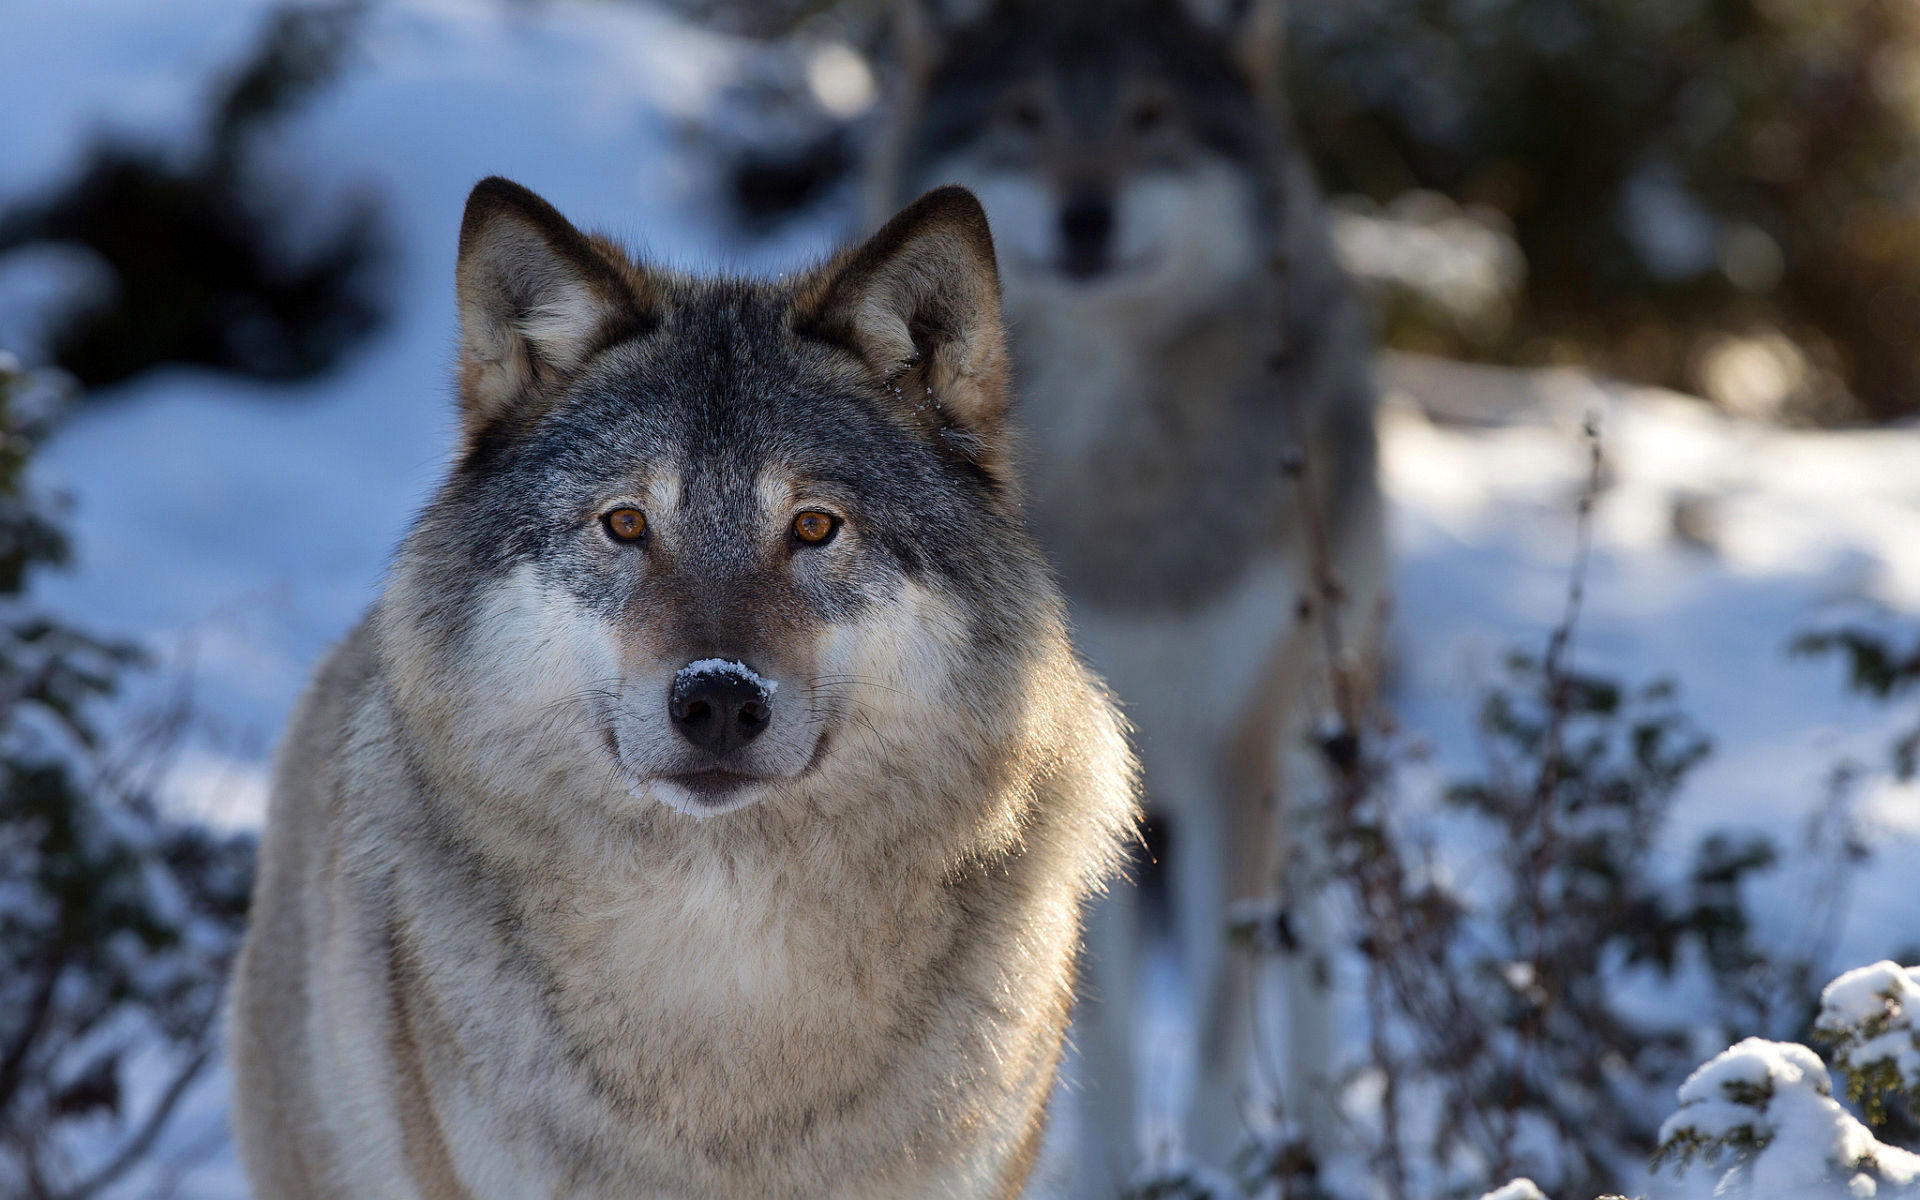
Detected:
[1671,1037,1831,1113]
[1479,1179,1549,1200]
[1378,353,1920,979]
[1817,962,1920,1117]
[1822,961,1920,1033]
[676,657,778,696]
[1333,191,1525,339]
[10,1,1920,1196]
[1657,1037,1920,1199]
[0,0,268,188]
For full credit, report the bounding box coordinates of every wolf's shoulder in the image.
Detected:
[264,617,390,822]
[289,616,383,742]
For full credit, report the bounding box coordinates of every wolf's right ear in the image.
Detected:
[793,186,1011,478]
[454,178,652,438]
[890,0,1003,79]
[1174,0,1287,93]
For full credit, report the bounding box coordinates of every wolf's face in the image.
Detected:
[390,181,1042,819]
[889,0,1283,322]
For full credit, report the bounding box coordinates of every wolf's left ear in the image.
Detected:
[890,0,1006,80]
[1177,0,1287,93]
[455,177,652,438]
[792,186,1011,476]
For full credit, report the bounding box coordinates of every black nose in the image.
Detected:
[1059,192,1114,279]
[669,668,771,753]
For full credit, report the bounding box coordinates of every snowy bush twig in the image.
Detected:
[1246,413,1827,1200]
[1793,625,1920,781]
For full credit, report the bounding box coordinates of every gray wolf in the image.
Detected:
[227,177,1137,1199]
[869,0,1387,1187]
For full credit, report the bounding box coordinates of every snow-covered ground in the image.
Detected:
[9,2,1920,1195]
[1381,352,1920,969]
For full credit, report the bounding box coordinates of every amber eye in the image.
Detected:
[603,508,647,542]
[791,511,837,545]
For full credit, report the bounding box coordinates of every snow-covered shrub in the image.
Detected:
[1654,1038,1906,1191]
[1817,963,1920,1129]
[1645,963,1920,1199]
[1651,1036,1920,1198]
[1272,612,1734,1197]
[0,358,253,1197]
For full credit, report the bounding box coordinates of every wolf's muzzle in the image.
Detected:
[1059,190,1114,279]
[669,662,772,754]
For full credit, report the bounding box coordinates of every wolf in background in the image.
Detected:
[227,179,1136,1199]
[870,0,1388,1188]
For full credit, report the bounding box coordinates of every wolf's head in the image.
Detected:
[876,0,1285,325]
[382,178,1061,822]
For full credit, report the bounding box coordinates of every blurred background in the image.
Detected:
[4,1,1920,1198]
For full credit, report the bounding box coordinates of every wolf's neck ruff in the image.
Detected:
[227,178,1136,1200]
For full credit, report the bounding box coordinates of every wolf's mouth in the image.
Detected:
[662,768,762,801]
[602,702,829,816]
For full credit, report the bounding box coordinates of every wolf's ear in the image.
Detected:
[793,186,1011,475]
[890,0,1007,79]
[891,0,942,82]
[454,177,651,437]
[1175,0,1286,93]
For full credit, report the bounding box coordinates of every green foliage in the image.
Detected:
[1815,964,1920,1129]
[1842,1057,1910,1128]
[1648,1121,1769,1173]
